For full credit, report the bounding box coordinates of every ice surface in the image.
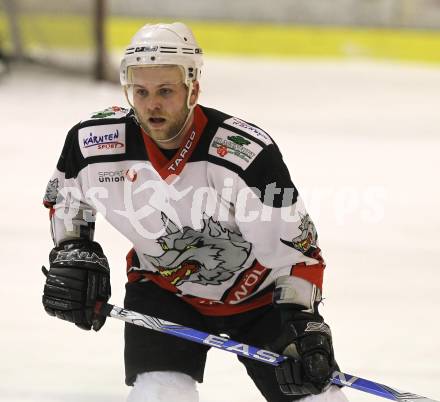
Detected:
[0,58,439,402]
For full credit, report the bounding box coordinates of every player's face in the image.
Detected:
[128,66,197,142]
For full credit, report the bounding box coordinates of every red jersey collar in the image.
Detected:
[141,105,207,181]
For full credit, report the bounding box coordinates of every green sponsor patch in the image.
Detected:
[92,110,115,118]
[211,137,256,163]
[227,135,251,146]
[90,106,129,119]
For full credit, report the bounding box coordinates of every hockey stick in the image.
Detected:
[96,302,438,402]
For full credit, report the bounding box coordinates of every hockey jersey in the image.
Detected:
[43,104,325,316]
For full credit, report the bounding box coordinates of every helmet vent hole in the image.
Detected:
[136,57,141,62]
[184,37,188,41]
[151,56,156,61]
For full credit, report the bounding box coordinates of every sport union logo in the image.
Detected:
[83,129,124,150]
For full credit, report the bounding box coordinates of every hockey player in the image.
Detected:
[42,23,348,402]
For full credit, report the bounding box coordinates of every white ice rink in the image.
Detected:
[1,57,439,402]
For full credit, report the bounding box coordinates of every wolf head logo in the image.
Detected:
[280,213,319,258]
[44,178,59,204]
[143,213,252,287]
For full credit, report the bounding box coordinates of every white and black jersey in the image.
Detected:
[43,105,325,316]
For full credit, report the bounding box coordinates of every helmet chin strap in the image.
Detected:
[128,81,196,146]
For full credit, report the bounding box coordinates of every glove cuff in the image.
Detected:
[49,240,110,273]
[273,276,321,313]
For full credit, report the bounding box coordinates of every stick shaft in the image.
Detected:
[101,302,285,365]
[101,303,438,402]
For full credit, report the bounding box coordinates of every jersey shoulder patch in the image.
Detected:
[208,126,265,170]
[207,115,274,170]
[222,116,273,146]
[76,106,132,158]
[78,122,126,158]
[86,106,130,121]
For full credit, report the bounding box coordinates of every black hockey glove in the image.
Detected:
[42,240,111,331]
[271,309,337,396]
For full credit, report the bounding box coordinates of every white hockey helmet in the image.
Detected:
[120,22,203,87]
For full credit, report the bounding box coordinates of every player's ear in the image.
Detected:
[189,81,200,106]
